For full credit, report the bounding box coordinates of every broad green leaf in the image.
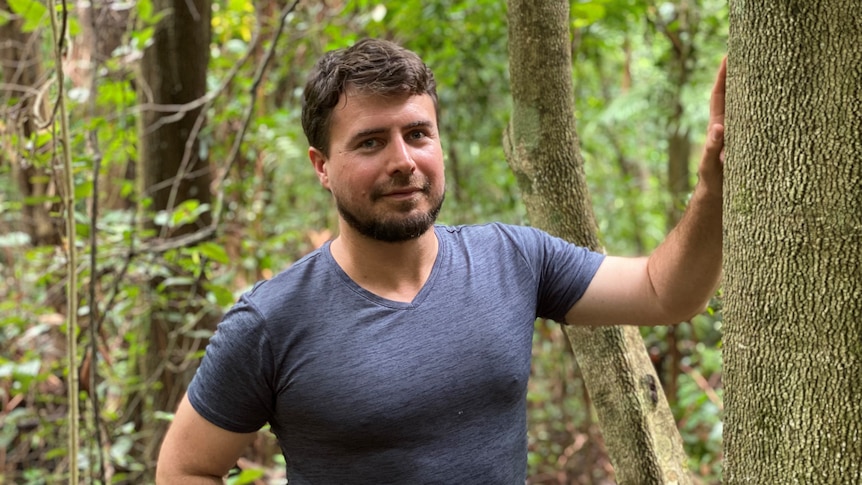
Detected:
[227,469,264,485]
[206,282,235,307]
[7,0,47,32]
[138,0,153,22]
[196,241,230,264]
[571,1,607,28]
[75,180,93,199]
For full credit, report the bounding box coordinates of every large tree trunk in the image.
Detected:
[723,1,862,482]
[505,1,691,483]
[136,0,215,466]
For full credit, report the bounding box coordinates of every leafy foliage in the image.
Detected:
[0,0,726,483]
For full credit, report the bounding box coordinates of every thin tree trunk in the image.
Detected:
[723,1,862,482]
[505,1,691,483]
[136,0,215,468]
[139,0,213,235]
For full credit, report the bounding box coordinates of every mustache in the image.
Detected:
[370,176,432,200]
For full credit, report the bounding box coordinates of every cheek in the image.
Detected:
[416,147,445,179]
[332,165,376,197]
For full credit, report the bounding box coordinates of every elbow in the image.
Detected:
[659,297,711,326]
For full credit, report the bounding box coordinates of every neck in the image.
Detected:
[330,223,439,302]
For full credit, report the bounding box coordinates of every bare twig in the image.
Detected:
[216,0,300,196]
[140,24,262,136]
[0,83,42,95]
[85,2,108,481]
[680,363,723,411]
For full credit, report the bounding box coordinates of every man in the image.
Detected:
[157,38,726,483]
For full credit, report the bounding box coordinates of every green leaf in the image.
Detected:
[205,282,235,307]
[75,180,93,199]
[571,1,607,28]
[196,241,230,264]
[45,447,67,460]
[154,201,211,228]
[171,200,210,227]
[120,180,135,198]
[186,329,215,339]
[137,0,153,22]
[159,276,195,288]
[227,468,264,485]
[154,411,175,422]
[23,194,61,205]
[7,0,47,32]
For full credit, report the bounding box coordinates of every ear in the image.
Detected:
[309,147,330,190]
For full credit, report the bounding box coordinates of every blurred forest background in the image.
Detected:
[1,0,727,483]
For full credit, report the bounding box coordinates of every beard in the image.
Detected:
[335,178,445,243]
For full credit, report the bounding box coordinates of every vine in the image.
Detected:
[46,0,79,482]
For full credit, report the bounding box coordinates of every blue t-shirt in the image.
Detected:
[188,223,604,484]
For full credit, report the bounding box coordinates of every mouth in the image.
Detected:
[385,187,421,196]
[376,184,428,201]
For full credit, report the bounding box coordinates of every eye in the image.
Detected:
[358,138,381,150]
[407,130,427,141]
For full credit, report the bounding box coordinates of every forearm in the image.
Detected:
[565,59,725,327]
[646,179,722,321]
[646,71,726,323]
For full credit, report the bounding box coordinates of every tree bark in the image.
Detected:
[505,1,692,483]
[723,1,862,482]
[139,0,213,238]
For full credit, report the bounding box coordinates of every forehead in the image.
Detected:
[329,91,437,139]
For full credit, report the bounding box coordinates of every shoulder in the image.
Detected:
[243,245,334,306]
[214,244,337,335]
[436,223,566,262]
[436,222,549,247]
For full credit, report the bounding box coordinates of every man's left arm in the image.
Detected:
[566,58,726,327]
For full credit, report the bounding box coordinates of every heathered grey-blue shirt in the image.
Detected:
[187,223,604,484]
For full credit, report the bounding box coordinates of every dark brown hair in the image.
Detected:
[301,38,438,156]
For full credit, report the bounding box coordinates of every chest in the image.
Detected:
[268,290,537,448]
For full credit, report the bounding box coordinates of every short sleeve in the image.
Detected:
[503,225,604,323]
[186,295,275,433]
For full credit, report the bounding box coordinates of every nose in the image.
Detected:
[387,137,417,175]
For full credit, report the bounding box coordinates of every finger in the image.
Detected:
[709,57,727,123]
[705,123,725,164]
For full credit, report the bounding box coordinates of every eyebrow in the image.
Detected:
[347,120,435,144]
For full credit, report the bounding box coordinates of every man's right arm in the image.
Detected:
[156,394,258,484]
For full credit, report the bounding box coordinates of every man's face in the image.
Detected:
[309,90,445,242]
